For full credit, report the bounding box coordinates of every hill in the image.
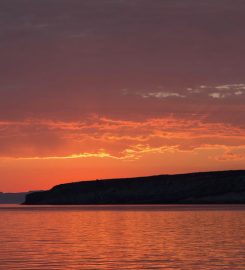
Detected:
[24,170,245,205]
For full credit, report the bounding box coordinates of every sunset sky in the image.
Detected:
[0,0,245,192]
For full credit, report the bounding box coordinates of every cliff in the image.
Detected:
[24,170,245,205]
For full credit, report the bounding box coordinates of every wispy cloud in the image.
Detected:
[209,92,231,99]
[128,83,245,101]
[3,151,119,161]
[214,147,245,161]
[141,91,186,99]
[0,115,244,160]
[198,83,245,99]
[214,84,245,90]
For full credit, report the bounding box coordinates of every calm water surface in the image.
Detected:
[0,205,245,270]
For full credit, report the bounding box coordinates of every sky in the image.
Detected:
[0,0,245,192]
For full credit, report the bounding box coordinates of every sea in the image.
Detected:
[0,205,245,270]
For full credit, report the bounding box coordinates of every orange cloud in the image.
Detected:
[0,115,244,161]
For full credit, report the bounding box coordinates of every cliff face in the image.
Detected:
[24,170,245,205]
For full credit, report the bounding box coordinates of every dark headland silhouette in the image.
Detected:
[24,170,245,205]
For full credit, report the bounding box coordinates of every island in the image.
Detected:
[24,170,245,205]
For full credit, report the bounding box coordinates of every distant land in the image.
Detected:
[24,170,245,205]
[0,191,44,204]
[0,192,29,204]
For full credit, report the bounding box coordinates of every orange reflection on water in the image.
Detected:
[0,205,245,270]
